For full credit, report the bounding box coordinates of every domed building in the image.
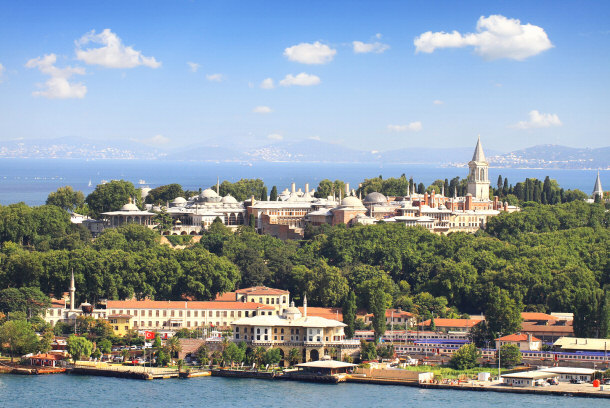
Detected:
[101,198,156,228]
[363,191,387,206]
[199,188,221,203]
[332,195,367,226]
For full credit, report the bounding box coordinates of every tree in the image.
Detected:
[67,335,93,362]
[145,184,184,204]
[253,346,266,366]
[0,287,51,319]
[0,320,39,361]
[288,347,300,366]
[153,208,173,233]
[263,348,281,368]
[196,344,209,366]
[46,186,85,212]
[499,344,522,367]
[430,315,436,332]
[85,180,137,218]
[343,291,356,339]
[98,338,112,355]
[370,288,388,343]
[38,327,54,353]
[449,343,480,370]
[360,340,377,361]
[484,287,523,337]
[269,186,278,201]
[156,348,170,366]
[166,336,182,361]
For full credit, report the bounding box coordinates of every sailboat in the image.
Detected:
[88,179,92,187]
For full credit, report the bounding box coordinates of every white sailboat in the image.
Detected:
[88,179,92,187]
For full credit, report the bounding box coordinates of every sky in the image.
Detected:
[0,0,609,153]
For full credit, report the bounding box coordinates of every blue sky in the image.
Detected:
[0,0,609,153]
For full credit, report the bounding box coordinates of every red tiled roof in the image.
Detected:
[298,307,343,321]
[30,353,64,361]
[214,292,237,301]
[521,322,573,334]
[521,312,557,321]
[364,309,414,318]
[496,333,541,342]
[419,318,481,328]
[235,286,289,295]
[50,299,66,308]
[106,300,275,310]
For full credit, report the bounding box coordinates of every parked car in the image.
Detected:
[569,379,583,384]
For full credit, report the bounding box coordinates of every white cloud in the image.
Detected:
[75,29,161,68]
[284,41,336,64]
[267,133,283,141]
[279,73,321,87]
[253,106,272,114]
[512,110,562,129]
[433,100,444,105]
[352,41,389,54]
[25,54,86,99]
[187,62,200,72]
[414,15,553,61]
[206,73,224,82]
[0,63,4,82]
[260,78,274,89]
[132,134,170,145]
[388,122,423,132]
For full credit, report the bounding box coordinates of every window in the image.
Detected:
[187,321,191,327]
[230,311,234,317]
[264,335,268,340]
[216,311,220,317]
[274,328,277,334]
[274,336,277,340]
[179,311,183,317]
[264,328,268,334]
[209,311,213,317]
[148,321,152,327]
[223,311,227,317]
[281,336,284,341]
[156,310,160,317]
[194,311,198,317]
[238,311,242,317]
[281,328,284,334]
[156,321,159,327]
[235,334,240,339]
[187,311,191,317]
[257,328,260,334]
[163,311,167,317]
[236,327,240,332]
[149,310,152,317]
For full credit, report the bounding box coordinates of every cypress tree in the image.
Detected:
[342,292,356,339]
[269,186,278,201]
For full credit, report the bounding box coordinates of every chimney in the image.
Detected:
[305,183,309,194]
[291,182,296,194]
[504,202,509,212]
[465,194,473,211]
[424,192,429,206]
[345,183,350,196]
[493,196,499,210]
[303,294,308,317]
[431,189,435,208]
[251,195,256,206]
[527,333,532,343]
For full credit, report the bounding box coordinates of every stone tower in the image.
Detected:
[467,136,490,201]
[593,171,603,200]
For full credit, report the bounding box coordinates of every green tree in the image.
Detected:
[288,347,300,366]
[269,186,278,201]
[153,208,173,233]
[196,344,209,366]
[0,320,39,361]
[98,338,112,355]
[67,335,94,362]
[263,348,281,368]
[360,340,377,361]
[342,291,356,339]
[449,343,480,370]
[145,184,184,204]
[499,343,522,367]
[46,186,85,212]
[165,336,182,360]
[253,346,266,366]
[85,180,137,218]
[484,287,523,337]
[0,287,51,319]
[370,288,388,343]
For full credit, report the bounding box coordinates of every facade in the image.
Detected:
[231,297,360,364]
[418,318,482,333]
[364,309,415,328]
[502,371,558,387]
[539,367,596,383]
[520,312,573,343]
[495,333,542,351]
[553,337,610,353]
[107,314,133,336]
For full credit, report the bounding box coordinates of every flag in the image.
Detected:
[144,331,155,340]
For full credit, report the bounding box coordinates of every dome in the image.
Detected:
[283,301,302,320]
[200,188,219,198]
[341,196,364,208]
[120,202,139,211]
[172,196,187,204]
[363,192,387,204]
[221,194,238,204]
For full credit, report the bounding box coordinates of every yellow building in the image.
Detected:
[107,314,133,336]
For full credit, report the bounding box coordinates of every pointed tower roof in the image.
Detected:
[593,171,603,196]
[471,136,486,163]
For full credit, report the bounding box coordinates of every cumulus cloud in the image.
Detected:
[267,133,283,141]
[75,29,161,68]
[352,40,389,54]
[512,110,562,129]
[25,54,87,99]
[414,15,553,61]
[187,62,200,72]
[284,41,336,64]
[132,134,170,145]
[433,100,444,105]
[206,73,224,82]
[260,78,274,89]
[279,73,321,87]
[387,122,423,132]
[253,106,272,114]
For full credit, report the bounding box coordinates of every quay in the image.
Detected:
[68,362,186,380]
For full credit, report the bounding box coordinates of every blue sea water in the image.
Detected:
[0,158,606,206]
[0,375,607,408]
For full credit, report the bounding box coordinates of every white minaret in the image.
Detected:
[593,171,604,200]
[467,136,490,201]
[303,294,308,317]
[69,269,76,311]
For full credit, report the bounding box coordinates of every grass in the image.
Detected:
[401,365,501,379]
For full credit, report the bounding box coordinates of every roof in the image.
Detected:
[235,286,289,296]
[50,299,66,308]
[521,312,557,321]
[471,136,486,162]
[363,192,387,204]
[231,314,346,328]
[298,307,342,321]
[521,322,573,334]
[340,196,365,208]
[30,353,64,361]
[502,371,558,380]
[539,367,596,375]
[553,337,610,351]
[593,171,603,195]
[296,360,357,369]
[496,333,540,342]
[364,309,414,319]
[419,318,481,328]
[214,292,237,301]
[106,300,275,311]
[107,314,133,319]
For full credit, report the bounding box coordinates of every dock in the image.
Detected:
[68,362,182,380]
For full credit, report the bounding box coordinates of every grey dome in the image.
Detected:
[363,192,387,204]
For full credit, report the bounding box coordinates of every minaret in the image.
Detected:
[69,269,76,311]
[216,177,220,195]
[303,294,308,317]
[593,171,603,200]
[467,136,490,201]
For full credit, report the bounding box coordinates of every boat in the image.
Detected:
[139,179,147,185]
[88,179,92,187]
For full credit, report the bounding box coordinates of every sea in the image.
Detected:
[0,158,606,206]
[1,375,608,408]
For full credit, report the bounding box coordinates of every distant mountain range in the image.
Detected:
[0,138,607,169]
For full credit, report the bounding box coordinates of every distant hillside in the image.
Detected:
[489,145,610,169]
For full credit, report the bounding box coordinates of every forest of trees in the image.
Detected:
[0,176,608,340]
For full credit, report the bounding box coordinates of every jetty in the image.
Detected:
[68,362,189,380]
